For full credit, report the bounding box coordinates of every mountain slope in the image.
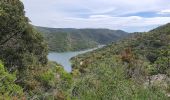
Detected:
[0,0,72,99]
[36,26,128,52]
[70,23,170,99]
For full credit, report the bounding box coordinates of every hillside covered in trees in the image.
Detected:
[0,0,170,99]
[36,26,128,52]
[0,0,72,99]
[70,23,170,99]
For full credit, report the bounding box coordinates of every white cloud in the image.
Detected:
[89,15,113,19]
[22,0,170,32]
[158,9,170,15]
[90,8,116,14]
[66,16,170,27]
[33,15,170,32]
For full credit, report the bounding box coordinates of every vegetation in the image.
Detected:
[70,23,170,99]
[0,0,170,99]
[0,0,72,99]
[36,26,128,52]
[0,61,23,99]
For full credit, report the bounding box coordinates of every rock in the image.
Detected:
[167,93,170,97]
[144,74,170,89]
[80,61,83,66]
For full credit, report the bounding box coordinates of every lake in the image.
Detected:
[48,45,104,72]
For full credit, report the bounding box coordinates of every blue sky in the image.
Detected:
[22,0,170,32]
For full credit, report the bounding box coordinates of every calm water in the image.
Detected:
[48,45,104,72]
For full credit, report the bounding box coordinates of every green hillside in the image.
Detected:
[0,0,72,99]
[1,0,170,99]
[70,23,170,99]
[36,26,128,52]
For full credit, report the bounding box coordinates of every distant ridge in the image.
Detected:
[35,26,129,52]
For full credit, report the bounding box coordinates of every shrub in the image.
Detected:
[0,61,23,98]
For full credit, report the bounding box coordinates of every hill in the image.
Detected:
[0,0,72,99]
[1,0,170,99]
[70,23,170,99]
[35,26,128,52]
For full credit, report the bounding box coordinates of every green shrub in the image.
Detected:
[38,69,55,87]
[0,61,23,98]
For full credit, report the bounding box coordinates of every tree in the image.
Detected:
[0,0,28,46]
[0,0,48,93]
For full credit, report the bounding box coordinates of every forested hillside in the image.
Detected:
[1,0,170,99]
[36,26,128,52]
[0,0,72,99]
[70,23,170,99]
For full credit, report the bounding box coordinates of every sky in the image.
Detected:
[22,0,170,32]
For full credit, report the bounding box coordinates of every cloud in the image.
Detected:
[65,15,170,28]
[158,9,170,15]
[22,0,170,32]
